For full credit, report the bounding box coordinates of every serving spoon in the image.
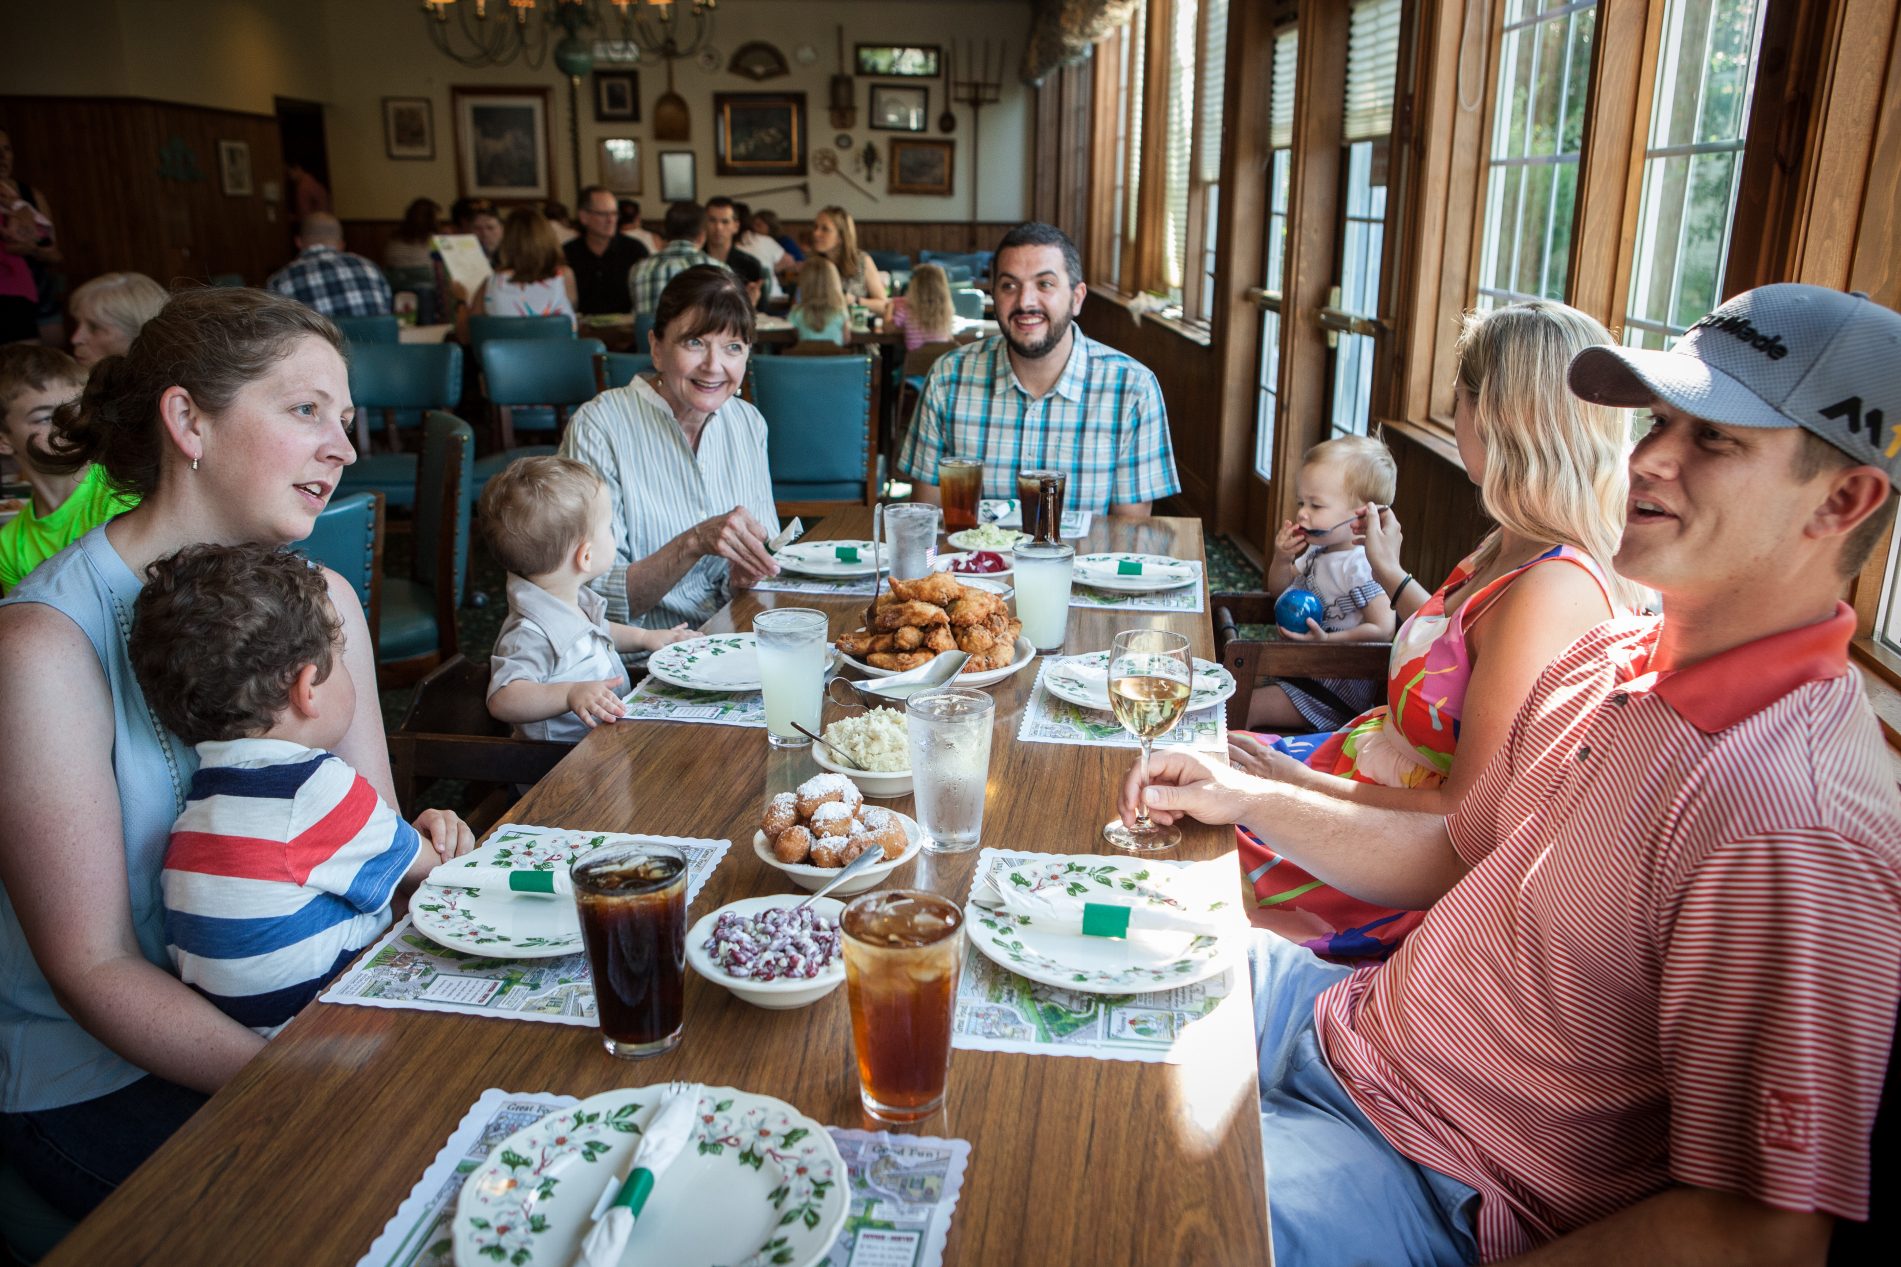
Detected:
[794,842,890,910]
[826,650,971,710]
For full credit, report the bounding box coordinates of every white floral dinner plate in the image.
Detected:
[1042,651,1236,715]
[963,855,1240,994]
[773,539,887,579]
[411,826,595,957]
[453,1085,847,1267]
[1071,552,1200,594]
[841,635,1035,689]
[647,633,761,692]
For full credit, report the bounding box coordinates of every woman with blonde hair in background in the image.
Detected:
[809,205,888,316]
[788,257,850,346]
[888,262,955,352]
[1233,299,1645,959]
[454,206,577,337]
[68,272,169,369]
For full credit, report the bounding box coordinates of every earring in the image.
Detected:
[191,456,200,471]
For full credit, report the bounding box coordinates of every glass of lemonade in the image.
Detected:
[571,841,689,1058]
[1101,628,1193,852]
[842,890,965,1122]
[1012,540,1075,653]
[906,687,994,853]
[753,607,829,748]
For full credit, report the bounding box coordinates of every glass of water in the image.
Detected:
[882,503,941,581]
[906,686,995,853]
[753,607,829,748]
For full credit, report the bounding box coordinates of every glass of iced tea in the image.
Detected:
[937,457,984,532]
[571,841,689,1058]
[1016,469,1067,543]
[841,890,965,1122]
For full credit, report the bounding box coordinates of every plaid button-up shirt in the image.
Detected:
[628,240,729,321]
[896,327,1179,512]
[265,245,392,318]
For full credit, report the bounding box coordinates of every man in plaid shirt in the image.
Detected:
[628,201,728,323]
[897,222,1179,517]
[265,214,392,319]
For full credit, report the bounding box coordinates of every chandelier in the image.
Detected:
[421,0,717,71]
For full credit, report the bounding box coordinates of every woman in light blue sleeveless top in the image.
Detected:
[0,288,470,1220]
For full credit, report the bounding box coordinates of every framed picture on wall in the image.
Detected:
[659,150,697,203]
[869,85,928,132]
[217,140,253,196]
[382,97,435,160]
[888,138,953,196]
[594,71,640,123]
[713,92,806,177]
[451,86,553,200]
[855,45,941,77]
[598,138,642,195]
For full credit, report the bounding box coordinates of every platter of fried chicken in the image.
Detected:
[835,572,1034,687]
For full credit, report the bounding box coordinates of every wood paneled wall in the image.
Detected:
[342,219,1020,273]
[1077,296,1221,517]
[0,96,289,292]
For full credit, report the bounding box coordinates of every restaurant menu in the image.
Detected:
[356,1090,971,1267]
[621,674,768,727]
[320,827,728,1024]
[428,232,490,295]
[1016,662,1227,752]
[951,849,1243,1064]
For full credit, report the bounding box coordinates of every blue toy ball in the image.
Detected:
[1275,588,1326,635]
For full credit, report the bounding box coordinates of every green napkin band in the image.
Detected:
[612,1166,657,1216]
[507,871,557,894]
[835,546,861,562]
[1081,903,1132,939]
[1116,560,1144,575]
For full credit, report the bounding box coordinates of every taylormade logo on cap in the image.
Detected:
[1567,283,1901,480]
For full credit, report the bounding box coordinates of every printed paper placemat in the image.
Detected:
[355,1090,971,1267]
[321,827,727,1024]
[622,675,768,727]
[1015,661,1226,752]
[751,572,882,598]
[951,849,1241,1065]
[1068,560,1207,614]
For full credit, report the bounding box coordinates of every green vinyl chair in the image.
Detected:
[292,492,384,658]
[868,250,912,273]
[750,352,878,515]
[332,314,401,346]
[951,288,986,320]
[467,315,579,442]
[385,266,440,325]
[378,411,473,687]
[337,343,464,510]
[478,336,607,446]
[594,351,654,394]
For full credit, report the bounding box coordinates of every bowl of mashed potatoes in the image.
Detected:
[812,707,913,797]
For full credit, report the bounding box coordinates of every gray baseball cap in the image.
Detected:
[1568,283,1901,480]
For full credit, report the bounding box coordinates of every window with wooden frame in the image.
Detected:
[1085,0,1231,327]
[1253,24,1300,482]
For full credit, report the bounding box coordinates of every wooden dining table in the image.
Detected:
[44,508,1272,1266]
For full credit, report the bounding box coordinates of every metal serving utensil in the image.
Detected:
[794,843,888,910]
[826,650,971,711]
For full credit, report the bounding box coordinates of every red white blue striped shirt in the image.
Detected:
[160,738,417,1034]
[1317,605,1901,1258]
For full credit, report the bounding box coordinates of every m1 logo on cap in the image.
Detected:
[1691,311,1789,360]
[1820,396,1901,458]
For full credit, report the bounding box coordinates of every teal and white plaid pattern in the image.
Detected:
[896,329,1180,513]
[628,241,730,321]
[266,245,392,319]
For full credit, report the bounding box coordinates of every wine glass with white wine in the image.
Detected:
[1101,628,1192,852]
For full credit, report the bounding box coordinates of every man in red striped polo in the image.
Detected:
[1124,285,1901,1265]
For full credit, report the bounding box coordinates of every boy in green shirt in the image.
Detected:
[0,345,138,594]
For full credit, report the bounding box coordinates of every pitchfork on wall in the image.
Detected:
[952,39,1004,239]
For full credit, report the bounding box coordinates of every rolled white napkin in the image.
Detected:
[972,862,1226,939]
[575,1082,704,1267]
[424,863,572,899]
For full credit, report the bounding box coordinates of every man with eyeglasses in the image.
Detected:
[563,185,648,315]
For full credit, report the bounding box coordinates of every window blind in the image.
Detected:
[1269,26,1299,149]
[1344,0,1401,142]
[1197,0,1229,185]
[1162,0,1198,290]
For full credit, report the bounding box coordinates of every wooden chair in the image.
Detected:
[749,352,880,516]
[292,491,384,659]
[378,411,473,688]
[1212,590,1390,732]
[478,336,608,451]
[337,345,466,513]
[387,654,570,827]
